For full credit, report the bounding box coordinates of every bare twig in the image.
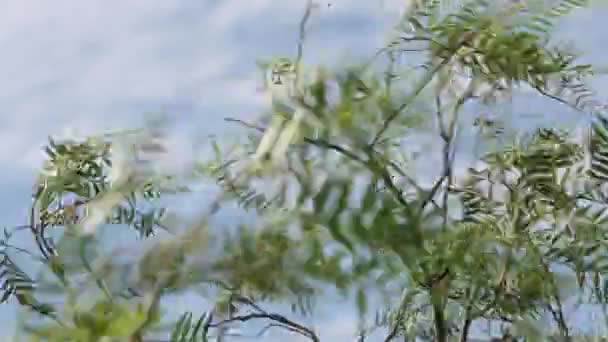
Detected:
[370,30,493,148]
[211,312,319,342]
[224,116,412,208]
[534,85,598,116]
[383,305,406,341]
[224,118,416,214]
[460,315,473,342]
[459,286,479,342]
[419,67,476,342]
[371,57,450,147]
[420,80,474,213]
[535,249,571,340]
[383,289,425,342]
[224,117,265,132]
[131,276,168,341]
[294,0,317,89]
[207,293,321,341]
[436,94,450,228]
[224,117,365,163]
[365,148,410,208]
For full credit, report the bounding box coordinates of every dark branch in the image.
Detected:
[371,58,449,146]
[211,312,319,342]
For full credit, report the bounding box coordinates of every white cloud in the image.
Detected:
[0,1,246,173]
[0,0,408,177]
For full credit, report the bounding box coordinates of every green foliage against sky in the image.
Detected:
[3,0,608,341]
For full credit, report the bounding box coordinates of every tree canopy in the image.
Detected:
[3,0,608,341]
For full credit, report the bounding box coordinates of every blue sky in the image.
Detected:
[0,0,607,340]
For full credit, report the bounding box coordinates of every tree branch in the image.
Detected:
[371,57,450,147]
[294,0,316,89]
[211,312,319,342]
[534,85,598,115]
[459,286,479,342]
[224,117,411,208]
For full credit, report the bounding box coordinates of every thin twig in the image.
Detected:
[420,175,448,212]
[224,116,365,163]
[211,312,319,342]
[371,57,450,146]
[383,289,427,342]
[364,147,410,208]
[535,248,571,340]
[0,243,44,261]
[459,286,479,342]
[211,293,320,341]
[131,276,168,341]
[423,68,475,342]
[294,0,316,89]
[370,30,493,147]
[534,85,598,116]
[460,315,473,342]
[224,118,265,132]
[384,302,407,341]
[436,94,450,229]
[420,81,474,213]
[224,117,414,211]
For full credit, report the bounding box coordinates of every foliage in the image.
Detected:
[3,0,608,341]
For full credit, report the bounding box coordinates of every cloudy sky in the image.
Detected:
[0,0,607,340]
